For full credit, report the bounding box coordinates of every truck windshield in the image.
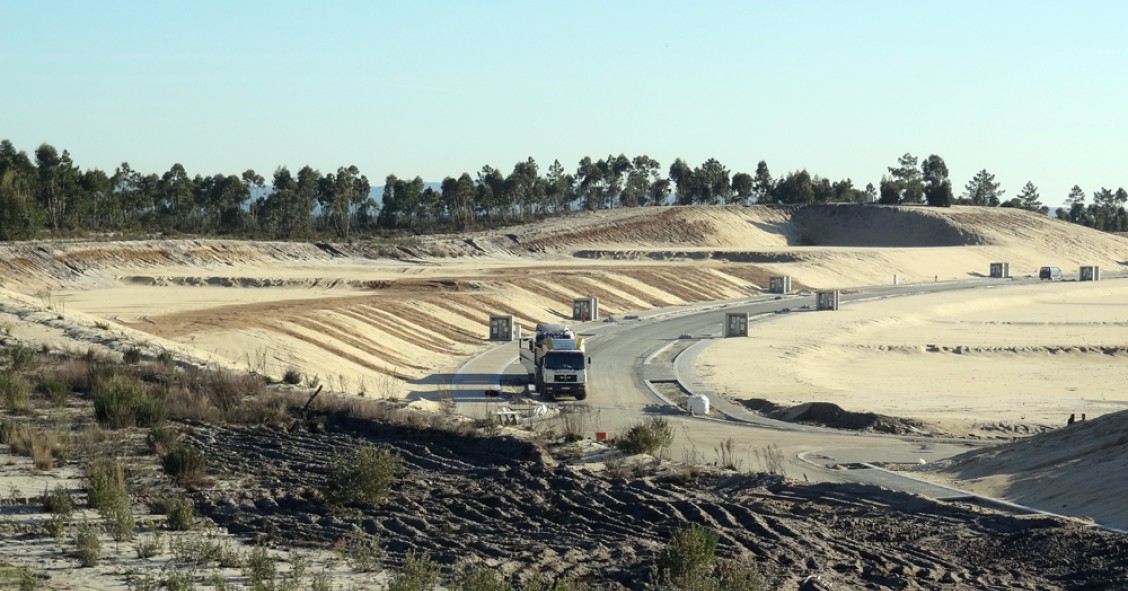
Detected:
[544,352,585,370]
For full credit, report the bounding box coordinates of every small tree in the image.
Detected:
[325,443,401,507]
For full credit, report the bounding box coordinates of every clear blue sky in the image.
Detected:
[3,1,1125,206]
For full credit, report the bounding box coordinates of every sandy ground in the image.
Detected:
[699,279,1128,433]
[4,204,1128,588]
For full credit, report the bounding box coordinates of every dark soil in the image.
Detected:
[741,398,929,435]
[176,414,1128,590]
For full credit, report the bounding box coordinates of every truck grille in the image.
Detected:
[556,374,577,382]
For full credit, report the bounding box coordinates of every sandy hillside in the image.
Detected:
[2,204,1126,402]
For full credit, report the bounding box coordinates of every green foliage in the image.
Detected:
[36,377,71,407]
[93,374,148,428]
[101,494,135,542]
[146,425,179,456]
[387,551,441,591]
[85,461,127,511]
[42,484,74,516]
[455,565,512,591]
[0,370,32,411]
[134,528,163,559]
[162,445,207,484]
[169,533,241,567]
[123,346,143,365]
[243,545,276,591]
[73,520,102,567]
[522,577,589,591]
[652,524,764,591]
[156,349,175,368]
[164,497,195,531]
[343,525,384,573]
[45,512,69,542]
[615,416,674,456]
[132,396,168,428]
[658,523,718,584]
[324,443,401,507]
[0,419,31,454]
[7,345,39,372]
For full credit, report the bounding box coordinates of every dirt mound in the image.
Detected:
[180,416,1128,590]
[920,409,1128,527]
[741,399,928,435]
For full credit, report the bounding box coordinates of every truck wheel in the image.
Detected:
[575,391,587,401]
[542,390,555,402]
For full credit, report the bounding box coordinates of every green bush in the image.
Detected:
[343,525,384,573]
[85,461,127,511]
[162,446,207,484]
[242,545,276,591]
[615,416,675,456]
[164,497,194,531]
[387,551,440,591]
[0,419,31,454]
[36,377,71,407]
[101,495,135,542]
[133,397,167,428]
[7,345,39,372]
[74,520,102,567]
[324,443,401,507]
[455,565,512,591]
[658,523,718,584]
[146,426,179,456]
[42,484,74,516]
[0,371,32,412]
[93,375,146,428]
[156,349,175,368]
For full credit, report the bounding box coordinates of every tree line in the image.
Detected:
[1,140,1125,241]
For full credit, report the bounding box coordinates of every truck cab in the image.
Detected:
[519,323,590,401]
[1039,266,1063,280]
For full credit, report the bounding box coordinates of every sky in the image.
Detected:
[3,1,1126,207]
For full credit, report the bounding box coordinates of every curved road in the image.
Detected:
[453,276,1064,499]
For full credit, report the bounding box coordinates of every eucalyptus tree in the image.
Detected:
[730,172,754,205]
[475,165,505,220]
[669,158,695,205]
[773,170,815,204]
[921,154,953,207]
[576,156,607,211]
[752,160,773,204]
[0,140,43,239]
[318,165,370,238]
[506,157,542,217]
[440,172,476,230]
[622,155,661,207]
[157,163,197,232]
[35,143,82,230]
[77,169,114,230]
[695,158,731,205]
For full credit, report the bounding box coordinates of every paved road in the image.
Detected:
[451,276,1069,498]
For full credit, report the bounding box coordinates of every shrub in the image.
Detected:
[146,426,179,456]
[36,377,71,407]
[101,495,135,542]
[42,485,74,516]
[343,525,384,573]
[45,513,69,542]
[162,445,207,484]
[282,367,303,385]
[31,431,67,471]
[243,545,276,591]
[523,577,589,591]
[164,497,195,531]
[123,346,143,365]
[133,397,168,428]
[0,419,31,455]
[615,416,674,456]
[85,461,127,511]
[324,443,401,507]
[135,529,163,559]
[387,551,441,591]
[0,371,32,412]
[93,375,146,428]
[455,565,512,591]
[657,523,718,584]
[74,520,102,567]
[156,349,175,368]
[7,344,39,372]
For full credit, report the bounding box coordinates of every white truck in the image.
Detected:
[519,322,590,401]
